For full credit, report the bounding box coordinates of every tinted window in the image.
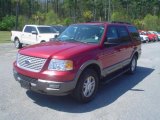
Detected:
[58,25,104,44]
[106,26,119,43]
[31,27,37,32]
[128,26,140,41]
[117,26,130,42]
[38,27,53,33]
[24,26,32,33]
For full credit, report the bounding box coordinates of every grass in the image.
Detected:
[0,31,11,43]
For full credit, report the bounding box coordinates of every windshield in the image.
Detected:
[38,27,54,33]
[57,24,104,44]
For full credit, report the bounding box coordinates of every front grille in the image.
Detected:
[17,54,46,72]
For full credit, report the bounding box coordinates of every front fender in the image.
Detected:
[74,60,102,83]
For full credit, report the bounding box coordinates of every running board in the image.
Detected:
[101,68,130,85]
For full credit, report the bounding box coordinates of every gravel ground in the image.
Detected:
[0,42,160,120]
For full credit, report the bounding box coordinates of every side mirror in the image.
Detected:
[104,37,119,47]
[31,31,38,35]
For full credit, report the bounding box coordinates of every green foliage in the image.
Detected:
[31,12,45,25]
[1,0,160,31]
[83,10,93,22]
[0,15,15,31]
[111,11,129,22]
[143,14,160,31]
[133,19,144,30]
[63,18,72,25]
[44,10,61,25]
[0,31,11,43]
[18,15,27,30]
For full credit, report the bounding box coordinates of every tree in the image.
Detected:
[143,14,160,31]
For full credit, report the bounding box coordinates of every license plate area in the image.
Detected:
[19,80,31,89]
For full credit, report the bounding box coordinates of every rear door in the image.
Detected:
[116,25,133,63]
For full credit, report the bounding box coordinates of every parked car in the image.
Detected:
[11,25,59,49]
[13,22,141,103]
[139,31,156,42]
[148,31,160,41]
[139,34,149,43]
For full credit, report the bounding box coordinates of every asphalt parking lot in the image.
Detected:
[0,42,160,120]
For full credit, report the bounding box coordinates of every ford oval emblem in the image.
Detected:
[25,60,32,65]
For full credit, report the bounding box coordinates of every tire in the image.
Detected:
[14,38,22,49]
[128,55,137,74]
[72,69,99,103]
[41,40,46,43]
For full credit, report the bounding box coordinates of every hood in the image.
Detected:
[19,41,98,59]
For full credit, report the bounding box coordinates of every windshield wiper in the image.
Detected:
[66,39,88,44]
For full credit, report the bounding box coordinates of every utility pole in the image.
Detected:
[93,0,97,21]
[104,0,107,20]
[74,0,77,23]
[46,0,48,13]
[108,0,111,22]
[15,0,19,30]
[126,0,128,15]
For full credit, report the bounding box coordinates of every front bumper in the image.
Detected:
[13,69,76,96]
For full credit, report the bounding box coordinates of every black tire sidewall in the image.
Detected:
[129,56,137,74]
[73,69,99,103]
[14,39,22,49]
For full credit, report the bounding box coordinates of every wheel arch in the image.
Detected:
[74,60,102,83]
[14,36,19,41]
[40,40,46,43]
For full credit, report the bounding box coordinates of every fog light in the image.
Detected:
[48,84,60,89]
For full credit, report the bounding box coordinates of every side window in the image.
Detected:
[106,26,119,43]
[117,26,131,43]
[128,26,140,41]
[24,26,32,33]
[31,27,37,32]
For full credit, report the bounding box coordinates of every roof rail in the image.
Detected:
[111,21,131,25]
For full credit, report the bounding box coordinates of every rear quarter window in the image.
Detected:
[117,26,131,43]
[128,26,140,41]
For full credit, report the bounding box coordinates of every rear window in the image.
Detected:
[128,26,140,41]
[117,26,131,43]
[38,27,53,33]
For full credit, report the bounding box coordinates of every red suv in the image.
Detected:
[13,22,141,103]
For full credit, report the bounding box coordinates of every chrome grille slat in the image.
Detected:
[17,54,46,72]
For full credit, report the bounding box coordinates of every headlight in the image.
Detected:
[48,59,73,71]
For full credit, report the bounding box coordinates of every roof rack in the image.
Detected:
[111,21,131,25]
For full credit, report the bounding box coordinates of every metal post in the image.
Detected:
[15,0,19,30]
[104,0,107,20]
[74,0,77,23]
[108,0,111,22]
[46,0,48,13]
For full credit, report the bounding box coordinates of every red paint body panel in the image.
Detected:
[14,22,141,83]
